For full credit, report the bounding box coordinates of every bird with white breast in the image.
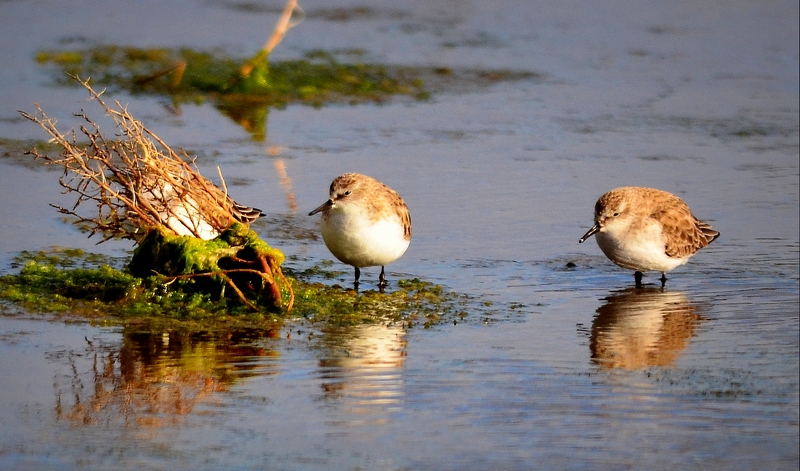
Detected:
[579,186,719,287]
[309,173,412,290]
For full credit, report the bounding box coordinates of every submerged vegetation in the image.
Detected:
[36,46,428,108]
[34,44,538,141]
[33,0,429,139]
[35,43,538,140]
[33,0,539,116]
[0,247,472,333]
[32,0,539,143]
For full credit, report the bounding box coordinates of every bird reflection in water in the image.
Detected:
[54,328,281,426]
[315,324,407,421]
[590,287,703,369]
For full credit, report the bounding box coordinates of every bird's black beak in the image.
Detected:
[579,223,600,243]
[308,199,334,216]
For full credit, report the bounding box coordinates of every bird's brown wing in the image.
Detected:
[653,200,719,258]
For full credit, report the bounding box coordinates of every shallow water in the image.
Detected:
[0,0,798,470]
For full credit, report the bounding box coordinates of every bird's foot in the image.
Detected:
[378,266,387,293]
[634,271,644,288]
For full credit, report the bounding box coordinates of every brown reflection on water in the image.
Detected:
[315,324,407,422]
[590,288,703,370]
[54,328,280,427]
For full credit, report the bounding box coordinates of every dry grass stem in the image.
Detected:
[240,0,303,78]
[263,0,303,55]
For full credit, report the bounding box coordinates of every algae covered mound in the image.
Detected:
[128,223,290,311]
[20,78,296,313]
[0,225,292,319]
[0,247,480,333]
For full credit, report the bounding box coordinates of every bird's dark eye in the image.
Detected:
[613,212,620,217]
[343,190,352,196]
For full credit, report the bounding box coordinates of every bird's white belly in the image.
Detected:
[321,209,409,268]
[596,227,686,273]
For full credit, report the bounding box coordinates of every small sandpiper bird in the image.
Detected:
[579,186,719,287]
[309,173,412,290]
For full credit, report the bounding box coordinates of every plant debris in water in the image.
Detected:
[35,44,540,140]
[35,45,541,110]
[36,46,430,107]
[21,78,292,310]
[0,248,476,333]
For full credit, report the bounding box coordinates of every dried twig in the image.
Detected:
[239,0,303,78]
[262,0,303,56]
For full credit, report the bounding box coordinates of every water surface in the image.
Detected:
[0,1,797,470]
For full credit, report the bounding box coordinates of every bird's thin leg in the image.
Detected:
[379,266,387,286]
[354,267,361,290]
[634,271,643,288]
[659,273,667,287]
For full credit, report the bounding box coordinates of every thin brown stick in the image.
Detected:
[220,273,260,311]
[239,0,302,78]
[262,0,301,55]
[274,264,294,311]
[160,268,280,311]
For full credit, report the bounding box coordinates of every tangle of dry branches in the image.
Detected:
[20,76,240,242]
[19,76,293,311]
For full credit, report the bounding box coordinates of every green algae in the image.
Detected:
[288,276,465,328]
[128,223,283,277]
[36,46,427,107]
[34,44,541,140]
[0,253,279,329]
[35,45,426,141]
[0,247,476,334]
[127,223,289,311]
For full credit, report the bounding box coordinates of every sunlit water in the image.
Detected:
[0,1,797,470]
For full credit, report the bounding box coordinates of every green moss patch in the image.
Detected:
[289,277,466,328]
[0,247,481,334]
[126,223,289,311]
[35,45,541,139]
[36,46,428,107]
